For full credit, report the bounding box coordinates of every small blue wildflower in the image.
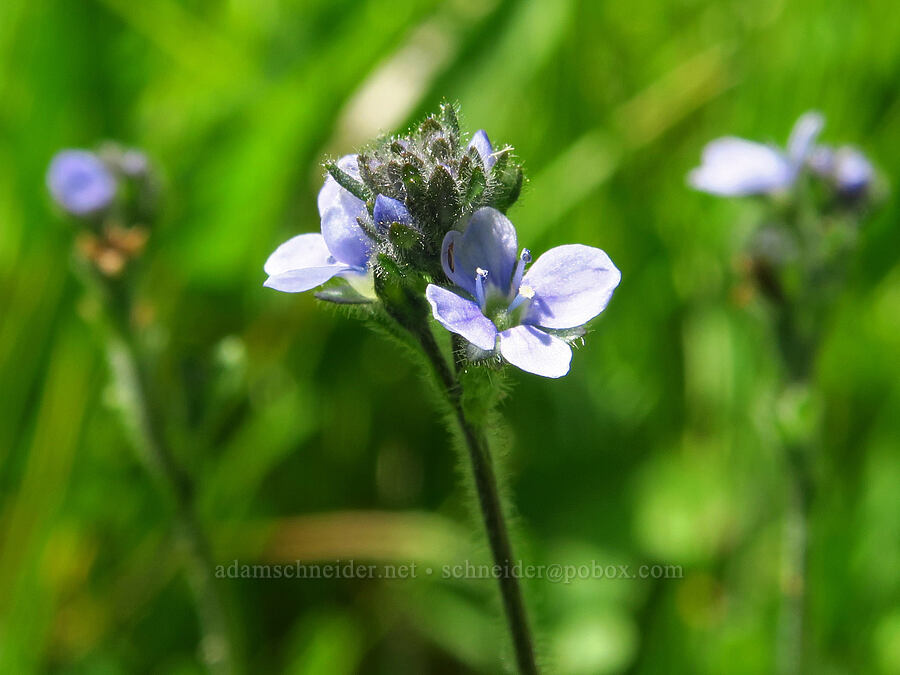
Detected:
[264,155,374,296]
[373,194,412,230]
[469,129,497,170]
[689,112,823,196]
[47,149,117,215]
[833,148,873,193]
[425,208,620,378]
[811,145,873,194]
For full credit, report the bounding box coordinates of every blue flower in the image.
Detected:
[689,112,824,196]
[811,145,873,194]
[46,150,117,215]
[264,155,375,297]
[833,148,873,193]
[425,208,621,378]
[469,129,497,170]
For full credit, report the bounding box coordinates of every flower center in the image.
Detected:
[478,248,537,332]
[508,283,534,312]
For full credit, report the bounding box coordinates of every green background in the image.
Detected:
[2,0,899,672]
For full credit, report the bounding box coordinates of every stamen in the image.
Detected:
[511,248,532,295]
[508,283,535,313]
[446,241,455,272]
[475,267,489,308]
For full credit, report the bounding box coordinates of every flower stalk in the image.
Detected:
[412,322,540,675]
[690,112,879,675]
[772,310,815,675]
[100,282,239,675]
[50,145,239,674]
[262,105,621,673]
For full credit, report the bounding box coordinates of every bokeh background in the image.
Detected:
[2,0,900,672]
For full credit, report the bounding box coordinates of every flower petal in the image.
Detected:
[688,137,793,196]
[787,111,824,165]
[373,194,412,229]
[522,244,621,329]
[499,325,571,378]
[318,154,371,267]
[263,232,350,293]
[469,129,496,169]
[340,268,376,299]
[46,150,117,215]
[833,146,873,192]
[264,266,347,293]
[441,207,518,296]
[426,284,498,351]
[264,233,334,276]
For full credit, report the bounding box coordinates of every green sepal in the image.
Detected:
[461,158,487,206]
[388,221,422,250]
[427,165,461,233]
[374,254,429,331]
[418,115,442,139]
[401,163,428,226]
[315,284,374,305]
[356,215,380,241]
[439,101,460,149]
[430,137,452,164]
[325,160,370,201]
[490,152,524,212]
[357,154,379,194]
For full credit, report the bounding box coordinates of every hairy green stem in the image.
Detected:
[774,309,814,675]
[777,442,811,675]
[102,287,238,675]
[414,326,539,675]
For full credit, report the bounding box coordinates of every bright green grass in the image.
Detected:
[1,0,899,672]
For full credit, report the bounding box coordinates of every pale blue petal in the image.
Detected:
[787,111,824,165]
[46,150,117,214]
[338,267,376,299]
[440,207,518,296]
[317,154,371,267]
[469,129,496,169]
[264,266,346,293]
[373,194,412,229]
[689,137,793,196]
[264,233,334,276]
[499,325,571,378]
[522,244,621,329]
[426,284,497,351]
[834,147,873,192]
[263,232,350,293]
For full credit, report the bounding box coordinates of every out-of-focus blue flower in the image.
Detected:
[46,150,117,215]
[811,145,874,194]
[833,148,873,193]
[373,194,412,230]
[426,208,620,378]
[689,112,824,196]
[264,155,374,296]
[469,129,497,170]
